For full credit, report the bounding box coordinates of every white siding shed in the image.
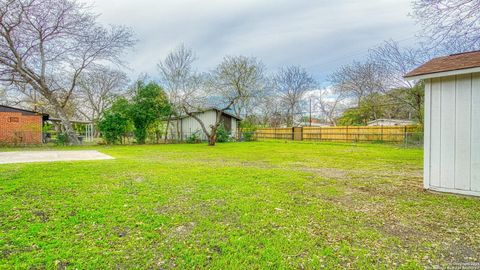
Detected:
[406,51,480,196]
[168,108,241,141]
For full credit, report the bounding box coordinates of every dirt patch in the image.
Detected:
[55,260,70,270]
[300,167,350,180]
[172,222,195,238]
[380,221,426,242]
[32,210,49,222]
[440,241,480,263]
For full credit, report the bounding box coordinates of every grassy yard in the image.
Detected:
[0,141,479,269]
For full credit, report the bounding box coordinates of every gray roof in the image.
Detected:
[175,107,242,121]
[367,119,415,124]
[0,105,49,120]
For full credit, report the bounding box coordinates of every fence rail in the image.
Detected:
[243,126,423,145]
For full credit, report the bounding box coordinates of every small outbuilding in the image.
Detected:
[168,108,241,141]
[405,51,480,196]
[0,105,49,145]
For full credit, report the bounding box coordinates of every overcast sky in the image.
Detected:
[88,0,420,84]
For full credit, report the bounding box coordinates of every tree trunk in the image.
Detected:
[164,113,172,143]
[208,133,216,146]
[56,108,80,145]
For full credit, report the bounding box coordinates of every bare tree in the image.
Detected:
[203,56,264,145]
[274,66,315,126]
[209,56,265,116]
[76,67,128,125]
[0,87,6,104]
[179,56,265,146]
[312,88,347,126]
[369,40,429,124]
[0,0,134,144]
[157,44,197,141]
[252,80,283,127]
[369,40,430,89]
[412,0,480,50]
[328,61,386,106]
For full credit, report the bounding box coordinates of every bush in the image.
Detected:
[55,133,69,146]
[98,98,131,144]
[242,131,255,141]
[129,81,171,144]
[186,132,201,144]
[216,125,230,143]
[239,119,257,142]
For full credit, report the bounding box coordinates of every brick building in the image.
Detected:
[0,105,49,145]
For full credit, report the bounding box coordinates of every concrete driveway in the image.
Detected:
[0,150,114,164]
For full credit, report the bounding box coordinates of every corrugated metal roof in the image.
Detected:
[0,105,49,120]
[174,108,242,121]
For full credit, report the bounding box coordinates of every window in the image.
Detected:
[8,117,19,123]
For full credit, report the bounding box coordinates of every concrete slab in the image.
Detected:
[0,150,114,164]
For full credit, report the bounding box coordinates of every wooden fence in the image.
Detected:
[248,126,422,143]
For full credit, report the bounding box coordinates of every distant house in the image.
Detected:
[0,105,49,144]
[168,108,241,141]
[367,119,415,126]
[298,118,332,127]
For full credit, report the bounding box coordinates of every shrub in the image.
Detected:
[98,98,131,144]
[216,125,230,143]
[129,81,171,144]
[186,131,201,144]
[55,133,69,146]
[243,131,255,141]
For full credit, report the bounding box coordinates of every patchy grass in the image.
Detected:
[0,141,479,269]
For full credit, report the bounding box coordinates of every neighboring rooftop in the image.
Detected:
[405,50,480,79]
[0,105,49,120]
[367,119,416,126]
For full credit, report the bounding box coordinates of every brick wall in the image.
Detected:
[0,112,43,144]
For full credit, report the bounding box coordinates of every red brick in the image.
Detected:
[0,112,43,144]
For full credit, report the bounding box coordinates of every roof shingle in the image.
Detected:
[405,50,480,78]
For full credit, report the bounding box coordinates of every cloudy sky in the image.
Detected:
[88,0,420,84]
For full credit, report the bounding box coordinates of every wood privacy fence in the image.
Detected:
[247,126,422,143]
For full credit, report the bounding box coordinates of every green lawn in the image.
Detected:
[0,141,479,269]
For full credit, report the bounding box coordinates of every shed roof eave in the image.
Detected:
[172,108,242,121]
[404,66,480,81]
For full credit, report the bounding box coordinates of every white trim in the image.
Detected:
[405,67,480,81]
[424,79,432,190]
[428,186,480,197]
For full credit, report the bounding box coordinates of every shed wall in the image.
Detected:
[425,73,480,196]
[168,111,239,141]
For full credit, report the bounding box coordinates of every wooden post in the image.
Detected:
[346,126,348,142]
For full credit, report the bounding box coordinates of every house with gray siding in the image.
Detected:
[168,108,241,141]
